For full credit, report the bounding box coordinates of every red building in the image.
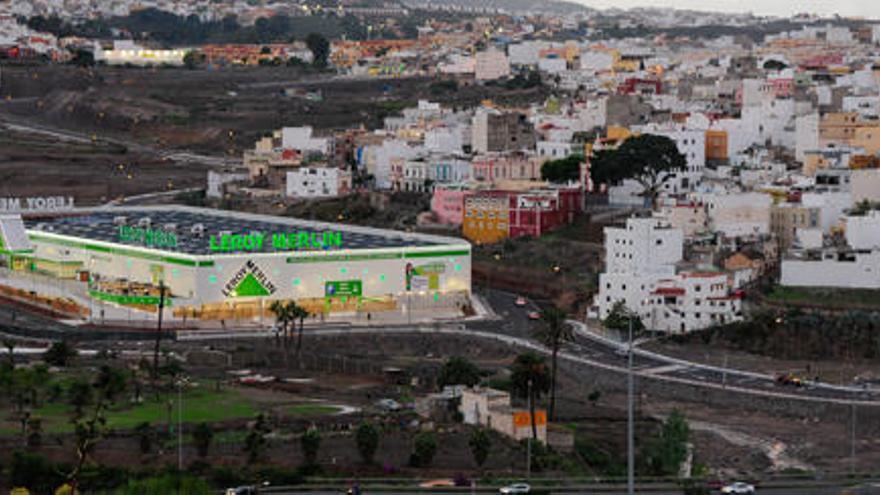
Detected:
[618,78,662,96]
[508,187,583,238]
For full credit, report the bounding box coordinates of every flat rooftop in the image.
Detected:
[25,206,462,256]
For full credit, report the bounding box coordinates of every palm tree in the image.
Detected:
[511,352,551,441]
[533,307,574,421]
[294,304,311,354]
[269,300,293,348]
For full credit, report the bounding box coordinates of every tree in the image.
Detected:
[306,32,330,68]
[590,134,686,209]
[533,307,574,421]
[70,48,95,67]
[437,356,481,389]
[269,300,294,348]
[43,341,77,367]
[243,413,270,463]
[301,427,321,466]
[763,59,787,71]
[510,353,551,441]
[468,428,491,469]
[410,431,438,467]
[602,300,645,334]
[66,365,127,492]
[135,422,154,455]
[193,422,214,458]
[641,410,690,476]
[3,339,14,367]
[183,50,206,69]
[355,422,380,465]
[540,154,584,184]
[294,304,310,354]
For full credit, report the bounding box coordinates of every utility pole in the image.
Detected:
[178,377,184,471]
[152,281,166,378]
[627,315,635,495]
[526,378,532,480]
[851,402,857,475]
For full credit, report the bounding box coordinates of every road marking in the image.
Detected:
[641,364,688,375]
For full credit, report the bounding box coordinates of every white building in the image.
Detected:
[285,167,352,199]
[596,217,682,320]
[281,126,332,156]
[207,170,248,199]
[846,212,880,250]
[475,48,510,81]
[702,192,772,238]
[594,217,742,333]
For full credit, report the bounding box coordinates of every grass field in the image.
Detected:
[0,385,259,435]
[765,286,880,310]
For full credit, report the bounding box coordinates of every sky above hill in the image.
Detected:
[575,0,877,18]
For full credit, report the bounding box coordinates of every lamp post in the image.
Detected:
[626,317,635,493]
[526,378,532,480]
[176,375,188,471]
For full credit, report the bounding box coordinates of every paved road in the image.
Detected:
[470,289,880,405]
[0,116,238,168]
[259,484,877,494]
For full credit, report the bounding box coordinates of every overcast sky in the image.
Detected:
[574,0,877,18]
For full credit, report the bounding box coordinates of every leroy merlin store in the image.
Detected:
[13,206,472,321]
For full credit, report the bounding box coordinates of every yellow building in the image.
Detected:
[462,194,509,245]
[705,130,728,162]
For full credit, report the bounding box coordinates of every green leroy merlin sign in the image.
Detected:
[325,280,362,298]
[223,260,278,298]
[118,225,178,249]
[210,231,343,253]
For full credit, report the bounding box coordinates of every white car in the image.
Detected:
[514,296,527,307]
[499,483,530,494]
[721,481,756,494]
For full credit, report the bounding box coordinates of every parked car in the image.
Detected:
[721,481,756,494]
[375,398,402,411]
[499,482,531,494]
[514,296,527,307]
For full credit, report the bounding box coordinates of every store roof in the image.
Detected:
[25,206,463,256]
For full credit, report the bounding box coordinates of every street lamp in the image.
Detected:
[627,315,635,495]
[176,375,189,470]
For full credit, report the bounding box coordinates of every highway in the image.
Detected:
[240,482,880,494]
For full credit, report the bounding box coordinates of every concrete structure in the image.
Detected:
[474,48,510,81]
[285,167,352,199]
[703,192,772,238]
[459,387,547,443]
[771,203,821,250]
[472,111,536,154]
[594,217,742,333]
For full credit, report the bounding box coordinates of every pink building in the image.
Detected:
[431,185,473,225]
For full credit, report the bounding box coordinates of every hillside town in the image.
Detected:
[2,0,880,493]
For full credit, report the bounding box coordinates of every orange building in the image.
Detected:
[705,129,728,162]
[462,193,509,245]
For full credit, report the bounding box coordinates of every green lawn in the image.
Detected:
[766,286,880,310]
[2,386,259,435]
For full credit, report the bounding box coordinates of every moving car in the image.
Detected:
[499,482,531,494]
[720,481,756,494]
[527,311,541,320]
[514,296,527,307]
[775,373,803,387]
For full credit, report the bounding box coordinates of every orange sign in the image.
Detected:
[513,410,547,427]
